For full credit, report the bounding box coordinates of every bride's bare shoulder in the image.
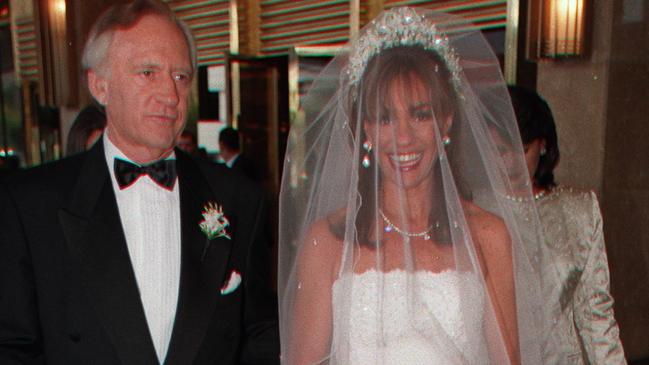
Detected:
[303,208,346,246]
[297,208,346,274]
[462,200,512,257]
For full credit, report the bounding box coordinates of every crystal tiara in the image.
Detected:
[344,7,463,93]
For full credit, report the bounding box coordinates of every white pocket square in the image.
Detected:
[220,270,242,295]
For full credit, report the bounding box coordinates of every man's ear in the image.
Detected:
[87,70,108,106]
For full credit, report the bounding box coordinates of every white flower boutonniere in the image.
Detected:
[199,202,232,240]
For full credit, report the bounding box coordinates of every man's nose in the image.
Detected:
[157,74,180,106]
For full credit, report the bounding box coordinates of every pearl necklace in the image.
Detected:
[379,210,434,240]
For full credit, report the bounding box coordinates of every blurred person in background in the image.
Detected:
[0,154,20,178]
[219,127,258,181]
[66,104,106,156]
[218,127,241,168]
[176,129,200,158]
[508,85,626,364]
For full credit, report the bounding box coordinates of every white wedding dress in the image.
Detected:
[332,270,489,365]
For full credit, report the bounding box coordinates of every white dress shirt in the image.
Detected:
[104,136,181,363]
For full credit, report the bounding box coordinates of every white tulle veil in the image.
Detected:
[279,7,559,364]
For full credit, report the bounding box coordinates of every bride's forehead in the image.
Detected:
[379,78,437,108]
[377,73,427,94]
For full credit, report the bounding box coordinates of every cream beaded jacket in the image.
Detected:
[537,187,626,365]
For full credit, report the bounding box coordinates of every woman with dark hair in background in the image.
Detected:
[65,104,106,156]
[508,85,626,364]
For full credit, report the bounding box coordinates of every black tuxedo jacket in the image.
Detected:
[0,140,279,364]
[229,153,260,183]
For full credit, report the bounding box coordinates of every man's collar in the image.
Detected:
[103,131,176,166]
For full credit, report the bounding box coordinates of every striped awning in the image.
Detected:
[14,16,39,81]
[382,0,507,31]
[260,0,352,56]
[166,0,231,66]
[165,0,506,59]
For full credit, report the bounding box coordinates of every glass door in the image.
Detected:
[225,54,289,290]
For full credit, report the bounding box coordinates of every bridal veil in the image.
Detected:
[278,7,561,364]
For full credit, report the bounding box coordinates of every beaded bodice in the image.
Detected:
[331,269,488,364]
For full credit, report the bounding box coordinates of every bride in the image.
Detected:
[279,7,553,364]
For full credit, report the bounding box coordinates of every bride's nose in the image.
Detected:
[394,117,415,146]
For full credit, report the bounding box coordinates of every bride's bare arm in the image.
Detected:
[285,221,340,365]
[471,211,520,365]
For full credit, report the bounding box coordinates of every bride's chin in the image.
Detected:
[382,172,433,191]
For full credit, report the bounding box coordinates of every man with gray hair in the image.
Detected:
[0,1,279,364]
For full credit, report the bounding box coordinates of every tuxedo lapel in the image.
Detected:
[58,141,158,365]
[164,152,233,365]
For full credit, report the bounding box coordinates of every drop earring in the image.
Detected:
[442,136,451,146]
[362,140,372,168]
[540,147,547,156]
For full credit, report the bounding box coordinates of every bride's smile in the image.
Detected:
[388,151,422,170]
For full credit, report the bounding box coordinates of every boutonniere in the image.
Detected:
[199,202,231,261]
[199,202,232,240]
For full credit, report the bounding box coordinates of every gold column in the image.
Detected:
[21,80,40,166]
[504,0,520,84]
[287,48,303,189]
[229,0,240,54]
[367,0,384,22]
[229,0,240,128]
[350,0,360,38]
[243,0,261,56]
